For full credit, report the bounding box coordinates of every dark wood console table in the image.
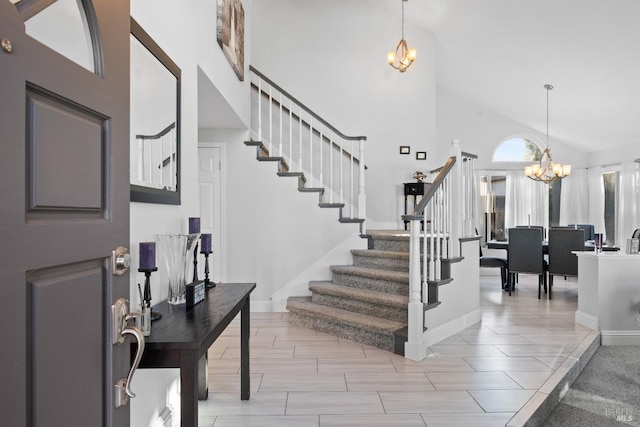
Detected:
[136,282,255,427]
[403,182,431,230]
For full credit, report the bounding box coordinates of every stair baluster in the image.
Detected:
[248,66,367,232]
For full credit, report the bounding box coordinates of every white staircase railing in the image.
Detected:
[249,66,367,227]
[402,139,477,361]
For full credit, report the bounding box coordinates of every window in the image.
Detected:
[493,137,542,162]
[603,172,618,244]
[480,175,506,242]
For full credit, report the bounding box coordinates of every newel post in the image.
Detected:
[358,138,366,233]
[405,219,428,361]
[449,139,463,258]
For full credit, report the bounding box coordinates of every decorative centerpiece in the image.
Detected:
[413,170,427,183]
[156,233,200,304]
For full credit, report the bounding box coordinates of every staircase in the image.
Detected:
[286,230,452,355]
[244,140,365,231]
[248,66,480,360]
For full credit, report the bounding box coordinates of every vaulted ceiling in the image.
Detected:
[406,0,640,153]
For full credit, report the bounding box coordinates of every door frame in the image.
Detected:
[198,142,227,282]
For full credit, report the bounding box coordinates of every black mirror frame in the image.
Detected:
[130,17,181,205]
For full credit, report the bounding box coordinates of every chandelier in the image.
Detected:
[524,84,571,183]
[387,0,416,72]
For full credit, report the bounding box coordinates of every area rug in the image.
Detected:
[544,346,640,426]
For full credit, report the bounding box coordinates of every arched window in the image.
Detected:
[493,137,542,162]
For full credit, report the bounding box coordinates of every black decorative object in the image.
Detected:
[200,234,215,289]
[138,267,161,321]
[186,280,206,308]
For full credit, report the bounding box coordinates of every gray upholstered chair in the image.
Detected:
[568,224,595,241]
[507,227,548,298]
[480,245,508,290]
[548,227,585,299]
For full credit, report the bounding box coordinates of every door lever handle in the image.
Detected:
[115,325,145,407]
[112,298,146,408]
[120,325,145,398]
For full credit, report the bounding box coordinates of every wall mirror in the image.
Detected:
[130,18,181,204]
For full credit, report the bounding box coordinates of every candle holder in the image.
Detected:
[138,267,161,321]
[192,238,200,282]
[201,250,215,288]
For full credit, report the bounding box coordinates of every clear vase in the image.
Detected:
[156,233,200,304]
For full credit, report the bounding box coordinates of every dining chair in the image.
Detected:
[479,245,509,290]
[516,225,546,240]
[507,227,548,298]
[632,228,640,239]
[548,227,585,299]
[568,224,595,241]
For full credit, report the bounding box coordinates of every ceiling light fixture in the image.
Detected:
[387,0,416,73]
[525,84,571,183]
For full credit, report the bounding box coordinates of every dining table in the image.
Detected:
[486,239,620,252]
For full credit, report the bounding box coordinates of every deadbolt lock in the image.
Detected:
[1,38,13,54]
[112,246,131,276]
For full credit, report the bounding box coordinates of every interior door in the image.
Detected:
[0,1,132,426]
[198,145,223,282]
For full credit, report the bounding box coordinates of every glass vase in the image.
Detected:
[156,233,200,304]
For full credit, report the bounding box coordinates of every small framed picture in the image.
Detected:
[416,151,427,160]
[399,146,410,155]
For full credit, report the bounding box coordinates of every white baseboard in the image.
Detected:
[422,308,483,348]
[575,310,599,330]
[251,299,273,312]
[601,330,640,345]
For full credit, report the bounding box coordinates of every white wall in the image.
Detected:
[436,87,589,170]
[198,128,365,310]
[587,141,640,167]
[251,0,438,228]
[128,1,252,425]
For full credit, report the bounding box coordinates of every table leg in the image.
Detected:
[180,350,199,427]
[240,296,250,400]
[198,351,209,400]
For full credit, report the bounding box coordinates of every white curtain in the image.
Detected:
[617,161,640,245]
[559,168,589,225]
[505,170,548,232]
[587,166,606,239]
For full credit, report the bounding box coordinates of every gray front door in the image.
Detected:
[0,0,131,426]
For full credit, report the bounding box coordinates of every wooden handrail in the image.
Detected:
[136,122,176,140]
[250,66,366,143]
[251,85,365,166]
[404,156,457,219]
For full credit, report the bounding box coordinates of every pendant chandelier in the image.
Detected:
[525,84,571,183]
[387,0,416,73]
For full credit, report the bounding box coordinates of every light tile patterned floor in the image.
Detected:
[198,274,596,426]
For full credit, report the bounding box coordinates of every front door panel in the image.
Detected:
[0,1,131,425]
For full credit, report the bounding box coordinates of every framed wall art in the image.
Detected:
[416,151,427,160]
[399,146,410,154]
[217,0,245,81]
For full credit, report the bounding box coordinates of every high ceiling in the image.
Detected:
[406,0,640,153]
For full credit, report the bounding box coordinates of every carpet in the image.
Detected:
[544,346,640,426]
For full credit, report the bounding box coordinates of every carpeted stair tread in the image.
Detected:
[309,281,408,308]
[367,230,411,241]
[287,297,406,334]
[351,249,410,260]
[330,265,409,282]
